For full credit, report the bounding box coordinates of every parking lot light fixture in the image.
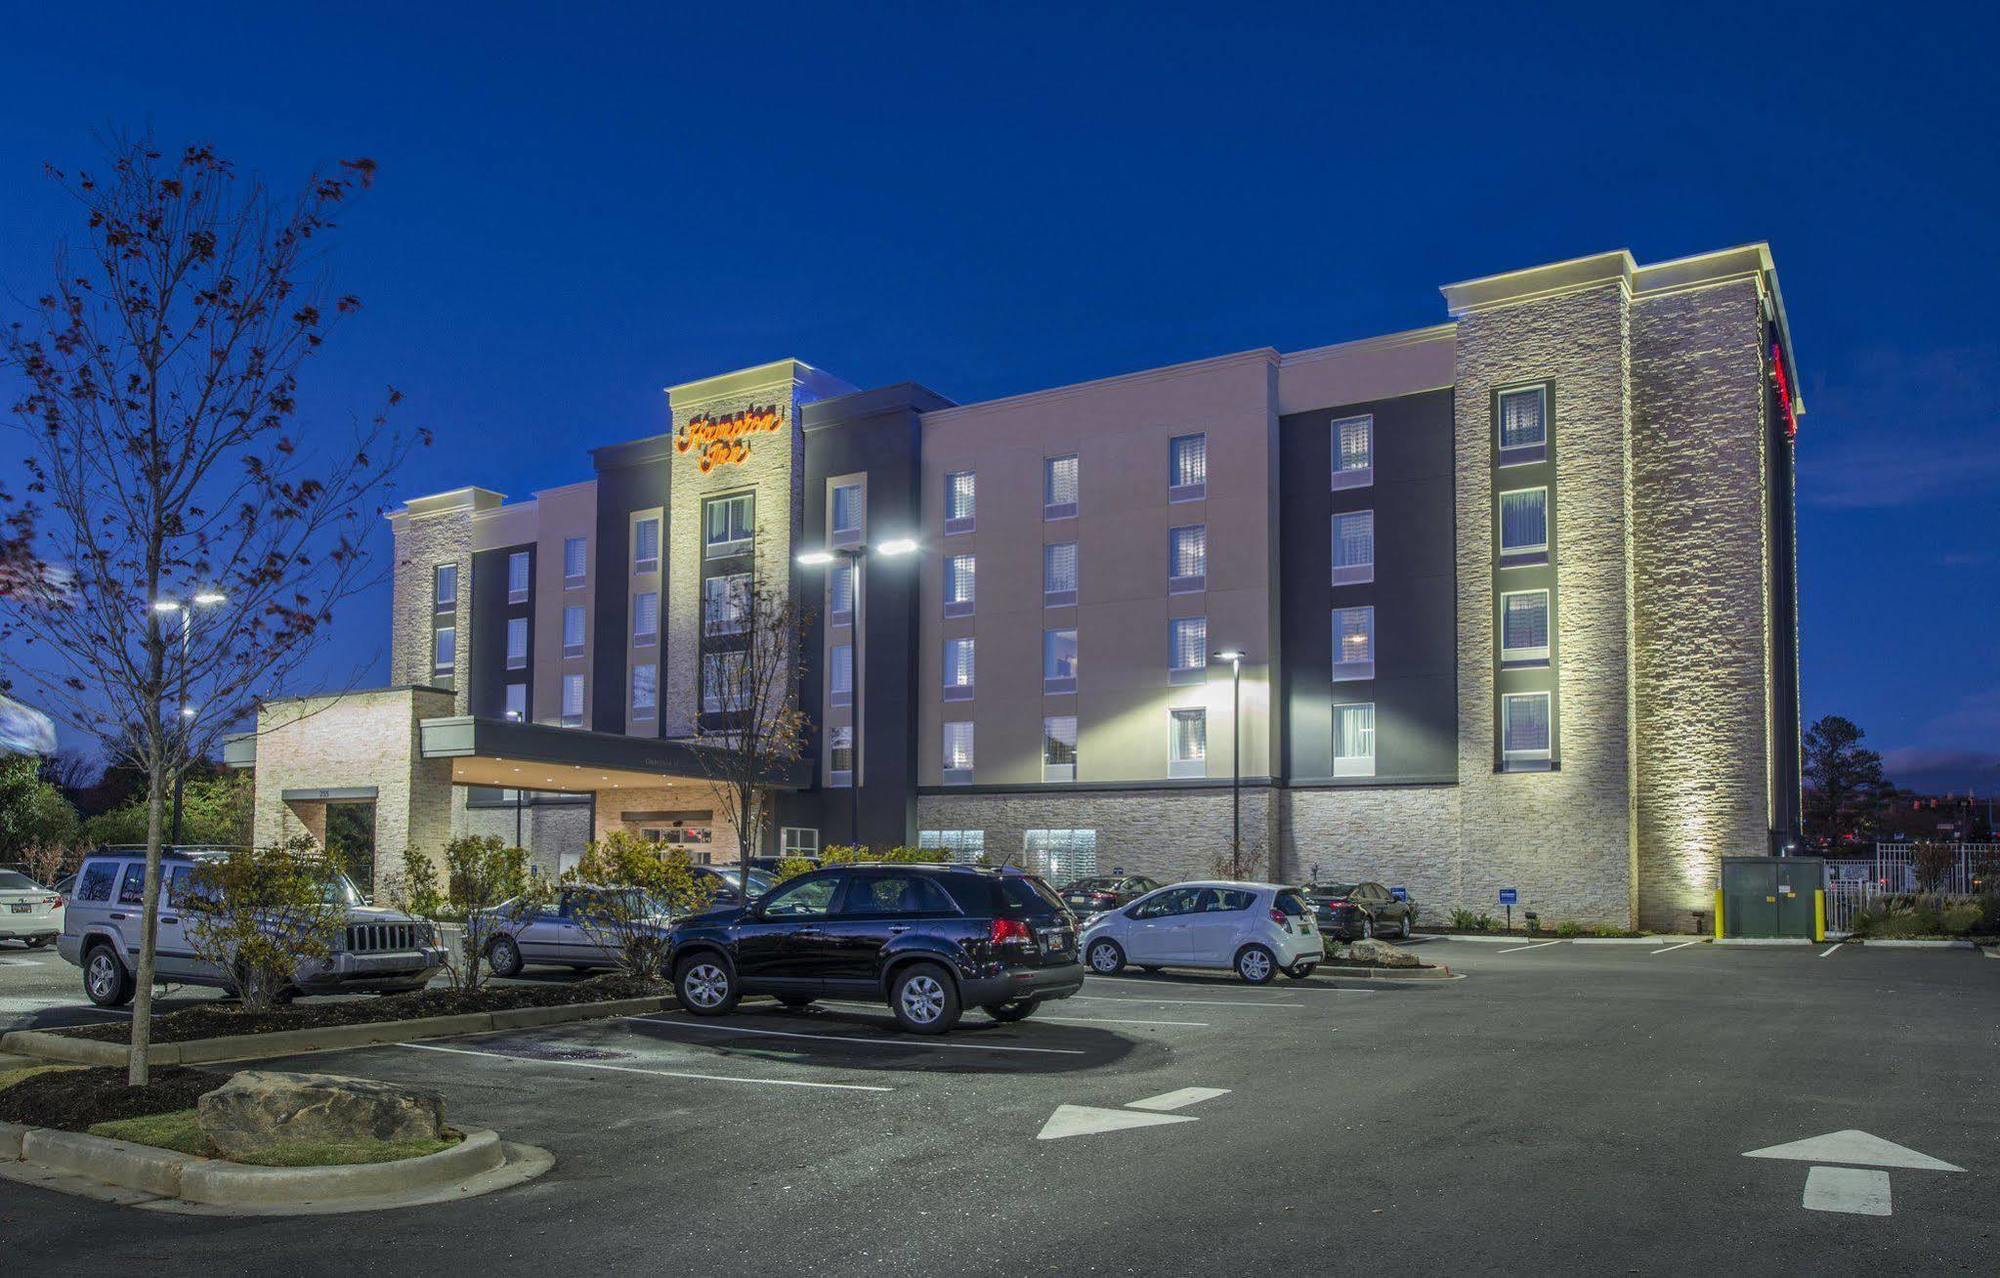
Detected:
[795,549,836,567]
[874,537,919,556]
[1211,650,1246,878]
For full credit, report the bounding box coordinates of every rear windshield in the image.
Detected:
[993,875,1067,918]
[0,870,37,891]
[1066,877,1119,891]
[1312,884,1357,898]
[1274,890,1312,917]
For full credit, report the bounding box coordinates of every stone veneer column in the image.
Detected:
[388,491,497,715]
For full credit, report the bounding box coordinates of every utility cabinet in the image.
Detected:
[1720,856,1824,938]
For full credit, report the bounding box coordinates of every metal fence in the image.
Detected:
[1821,843,2000,934]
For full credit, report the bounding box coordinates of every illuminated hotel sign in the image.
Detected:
[675,404,783,473]
[1770,340,1798,440]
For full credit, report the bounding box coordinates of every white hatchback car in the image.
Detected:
[0,868,64,948]
[1078,881,1323,984]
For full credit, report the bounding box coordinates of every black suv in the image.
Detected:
[665,864,1085,1033]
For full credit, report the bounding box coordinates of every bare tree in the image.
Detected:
[691,571,809,893]
[0,138,423,1083]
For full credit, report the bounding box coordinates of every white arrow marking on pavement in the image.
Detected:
[1743,1130,1964,1172]
[1037,1104,1199,1141]
[1802,1166,1892,1216]
[1126,1087,1231,1112]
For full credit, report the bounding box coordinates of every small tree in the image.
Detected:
[19,839,82,888]
[182,838,349,1014]
[564,831,715,977]
[0,752,80,859]
[1803,716,1894,850]
[1912,841,1957,895]
[387,835,539,992]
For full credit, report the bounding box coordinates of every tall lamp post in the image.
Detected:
[1212,649,1245,878]
[153,591,228,847]
[796,538,918,848]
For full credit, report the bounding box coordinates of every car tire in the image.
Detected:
[1086,938,1127,975]
[25,936,51,949]
[1236,944,1278,985]
[1399,913,1412,940]
[983,999,1039,1023]
[487,935,525,979]
[1284,962,1317,980]
[890,963,961,1034]
[675,955,739,1016]
[84,943,135,1008]
[1360,916,1374,940]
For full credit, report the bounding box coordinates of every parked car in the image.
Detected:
[747,855,820,875]
[1056,874,1163,919]
[0,869,64,948]
[1079,881,1323,984]
[693,864,775,905]
[58,848,446,1007]
[1306,881,1417,940]
[665,863,1085,1033]
[481,886,680,978]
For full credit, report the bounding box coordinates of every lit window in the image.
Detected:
[1044,542,1078,602]
[1332,511,1374,585]
[1044,455,1078,517]
[942,721,975,778]
[1502,691,1553,769]
[1169,525,1206,592]
[829,726,854,781]
[633,518,660,572]
[563,605,586,658]
[945,470,976,531]
[563,537,587,585]
[918,829,985,863]
[1025,829,1098,880]
[1170,434,1207,498]
[433,563,457,612]
[1334,703,1375,778]
[943,637,975,699]
[1498,385,1548,461]
[1499,488,1549,561]
[1500,590,1550,663]
[1332,606,1374,680]
[631,663,657,712]
[704,574,749,637]
[504,683,527,721]
[1043,629,1078,693]
[1043,716,1078,782]
[829,643,853,706]
[1170,616,1208,679]
[507,551,530,603]
[506,617,528,669]
[831,483,863,538]
[704,493,754,559]
[702,651,749,716]
[1169,708,1207,777]
[781,827,821,855]
[828,560,855,619]
[561,673,585,726]
[1332,415,1374,489]
[634,590,659,643]
[944,554,975,617]
[433,626,456,673]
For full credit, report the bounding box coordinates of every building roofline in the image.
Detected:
[664,358,857,410]
[1278,321,1457,368]
[385,487,506,521]
[923,347,1279,425]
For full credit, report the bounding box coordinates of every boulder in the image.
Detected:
[196,1070,445,1159]
[1346,938,1422,969]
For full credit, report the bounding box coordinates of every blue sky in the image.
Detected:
[2,2,1995,790]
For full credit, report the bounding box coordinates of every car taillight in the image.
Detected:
[1270,908,1293,932]
[1090,893,1117,904]
[47,896,64,908]
[990,917,1033,945]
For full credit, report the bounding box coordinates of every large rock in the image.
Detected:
[1346,938,1422,969]
[196,1070,445,1159]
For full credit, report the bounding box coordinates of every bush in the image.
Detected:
[1447,909,1496,933]
[818,844,952,866]
[765,856,817,885]
[387,836,543,991]
[1848,892,1991,939]
[1554,921,1582,938]
[182,838,351,1013]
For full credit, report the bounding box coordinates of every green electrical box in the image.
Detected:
[1720,856,1823,938]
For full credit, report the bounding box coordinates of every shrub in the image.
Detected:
[818,844,952,866]
[1448,908,1496,933]
[387,836,543,991]
[181,838,351,1013]
[1553,921,1582,938]
[1847,892,1988,939]
[561,831,715,977]
[766,856,817,885]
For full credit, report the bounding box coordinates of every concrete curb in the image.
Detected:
[0,994,674,1068]
[1852,938,1977,949]
[177,1128,503,1206]
[1413,934,1535,944]
[1571,936,1685,945]
[1,1119,27,1159]
[1318,964,1458,981]
[1711,937,1810,946]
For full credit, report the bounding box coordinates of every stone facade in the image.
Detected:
[917,787,1276,883]
[462,799,594,879]
[387,490,499,715]
[1281,785,1463,900]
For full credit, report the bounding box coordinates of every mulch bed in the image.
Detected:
[0,1065,227,1132]
[55,974,670,1045]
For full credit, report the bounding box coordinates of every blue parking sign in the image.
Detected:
[1498,888,1519,906]
[1390,886,1408,901]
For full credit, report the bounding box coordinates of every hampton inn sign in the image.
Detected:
[675,404,784,472]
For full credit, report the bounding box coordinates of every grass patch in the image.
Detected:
[0,1064,223,1131]
[87,1107,458,1165]
[0,1063,75,1092]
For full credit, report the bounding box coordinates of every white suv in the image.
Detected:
[1078,881,1323,984]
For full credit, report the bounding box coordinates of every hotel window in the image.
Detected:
[1332,606,1375,680]
[918,829,985,863]
[944,554,975,618]
[704,573,749,637]
[828,559,855,623]
[504,682,527,722]
[1331,415,1374,490]
[702,651,748,715]
[507,551,530,604]
[633,590,659,645]
[563,605,586,658]
[561,673,585,727]
[1497,385,1549,465]
[943,637,975,700]
[1043,715,1078,783]
[1334,703,1376,778]
[781,827,821,856]
[944,470,976,534]
[704,492,754,559]
[1501,691,1554,770]
[1499,487,1549,565]
[1332,511,1374,586]
[1169,616,1208,685]
[828,726,854,786]
[1169,708,1207,778]
[432,626,456,674]
[829,643,853,707]
[1044,455,1078,520]
[433,563,457,612]
[1170,433,1207,501]
[563,537,587,586]
[633,518,661,573]
[631,662,657,714]
[1044,542,1078,607]
[1043,628,1078,694]
[1025,829,1098,881]
[831,482,864,545]
[1500,590,1551,664]
[1169,525,1207,594]
[942,721,975,783]
[505,617,528,670]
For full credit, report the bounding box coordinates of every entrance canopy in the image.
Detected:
[416,715,813,796]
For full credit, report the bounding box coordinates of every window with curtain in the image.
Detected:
[1498,386,1547,451]
[704,493,754,558]
[633,590,659,642]
[433,626,455,672]
[633,517,660,570]
[1024,829,1098,880]
[504,683,527,721]
[563,605,586,656]
[561,673,584,723]
[433,563,457,611]
[945,555,975,607]
[1044,542,1078,596]
[1170,616,1208,672]
[702,651,748,715]
[1169,525,1206,586]
[1044,455,1078,512]
[917,829,985,862]
[1171,708,1207,762]
[829,644,853,702]
[1332,510,1374,584]
[1334,703,1376,776]
[831,483,863,534]
[944,637,975,690]
[506,617,528,668]
[507,551,530,603]
[1502,691,1553,764]
[631,663,657,712]
[1043,629,1078,684]
[1501,590,1550,661]
[829,725,854,777]
[1170,433,1207,493]
[1043,716,1078,767]
[563,537,587,583]
[1499,488,1549,554]
[828,560,855,617]
[945,470,976,525]
[1332,415,1374,487]
[942,721,975,772]
[1332,606,1374,677]
[704,574,748,636]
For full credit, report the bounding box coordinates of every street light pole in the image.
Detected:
[158,592,226,847]
[1213,649,1245,878]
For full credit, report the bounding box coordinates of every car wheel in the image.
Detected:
[890,963,961,1034]
[1236,945,1277,985]
[983,999,1039,1023]
[1360,916,1374,941]
[84,944,135,1008]
[1284,962,1317,980]
[1399,913,1412,940]
[487,935,524,979]
[1086,938,1126,975]
[24,936,51,949]
[675,955,739,1016]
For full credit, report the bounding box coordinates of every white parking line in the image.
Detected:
[1070,994,1301,1010]
[1086,975,1376,996]
[1651,941,1701,955]
[624,1014,1087,1056]
[1493,940,1565,954]
[396,1040,894,1092]
[1127,1086,1231,1112]
[1819,943,1844,958]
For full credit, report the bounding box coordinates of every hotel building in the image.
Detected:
[234,245,1804,930]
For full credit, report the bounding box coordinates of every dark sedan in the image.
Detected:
[1306,881,1417,940]
[1056,874,1162,919]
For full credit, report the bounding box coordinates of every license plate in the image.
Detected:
[8,903,29,914]
[1044,931,1067,950]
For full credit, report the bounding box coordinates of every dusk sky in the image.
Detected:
[2,3,1995,791]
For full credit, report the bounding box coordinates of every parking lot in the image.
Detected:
[3,936,1994,1275]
